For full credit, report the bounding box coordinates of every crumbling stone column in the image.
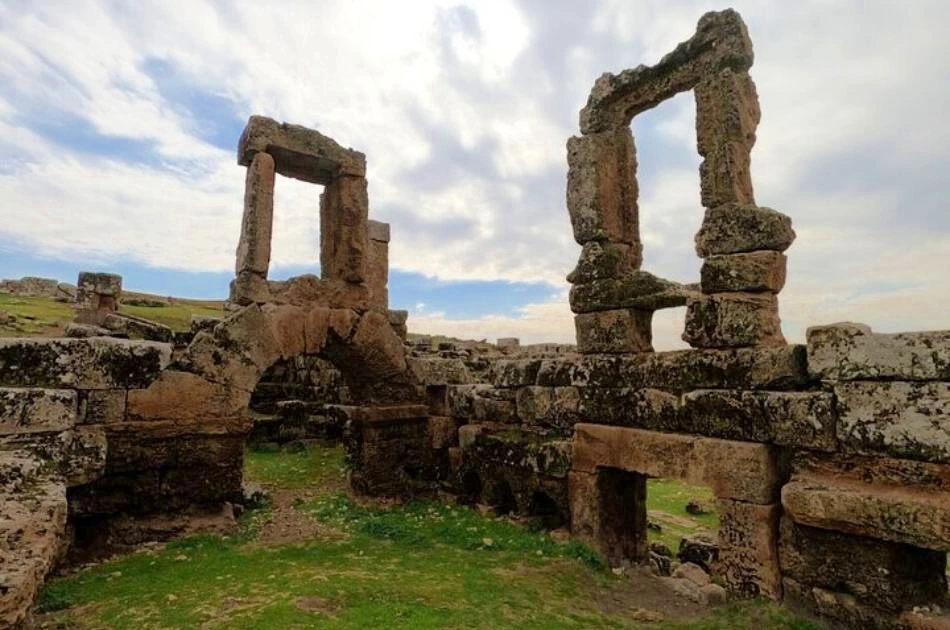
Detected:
[320,176,369,284]
[76,272,122,313]
[366,220,390,310]
[233,152,276,305]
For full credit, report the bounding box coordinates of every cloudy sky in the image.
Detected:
[0,0,947,347]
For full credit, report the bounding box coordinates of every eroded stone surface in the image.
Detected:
[575,309,653,354]
[807,323,950,381]
[694,204,795,257]
[0,388,76,435]
[700,251,786,294]
[683,292,785,348]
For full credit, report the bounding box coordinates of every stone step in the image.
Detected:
[0,337,171,389]
[0,460,68,629]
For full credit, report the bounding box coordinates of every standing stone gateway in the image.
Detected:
[566,9,793,353]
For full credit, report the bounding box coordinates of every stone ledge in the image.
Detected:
[0,388,77,435]
[807,323,950,381]
[572,424,780,503]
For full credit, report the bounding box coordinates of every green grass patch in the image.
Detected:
[647,478,719,553]
[118,302,224,332]
[38,443,821,629]
[244,443,348,490]
[0,293,74,336]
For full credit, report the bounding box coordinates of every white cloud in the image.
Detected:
[0,0,948,343]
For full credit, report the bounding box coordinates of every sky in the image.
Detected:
[0,0,947,348]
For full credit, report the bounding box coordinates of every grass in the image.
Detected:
[0,291,224,336]
[0,293,75,336]
[37,444,822,629]
[646,478,719,553]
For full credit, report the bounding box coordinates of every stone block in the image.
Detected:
[79,389,126,424]
[368,219,390,243]
[229,271,271,306]
[835,381,950,463]
[428,415,457,450]
[0,337,171,390]
[76,271,122,311]
[458,424,484,450]
[790,452,950,491]
[238,115,366,183]
[408,358,473,386]
[565,127,638,245]
[779,517,948,613]
[515,386,581,433]
[496,337,520,351]
[694,204,795,257]
[0,388,76,435]
[782,577,904,630]
[446,384,490,419]
[320,176,369,284]
[303,306,330,354]
[576,387,679,431]
[472,394,516,424]
[578,9,753,133]
[781,473,950,551]
[569,272,692,313]
[261,304,306,360]
[126,371,250,424]
[489,359,542,387]
[807,323,950,381]
[567,470,600,548]
[366,236,389,310]
[700,251,786,294]
[714,500,781,598]
[235,151,275,276]
[679,390,836,449]
[695,68,760,208]
[567,241,642,284]
[683,292,784,348]
[572,424,780,503]
[575,309,652,354]
[182,331,260,393]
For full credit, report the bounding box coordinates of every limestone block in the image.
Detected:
[714,500,781,598]
[303,306,330,354]
[348,311,408,382]
[458,423,484,450]
[229,271,271,306]
[565,127,638,245]
[408,357,473,385]
[695,68,760,208]
[235,151,275,276]
[261,304,306,360]
[576,387,679,431]
[76,271,122,311]
[781,577,905,630]
[567,241,642,284]
[388,310,408,326]
[679,390,836,450]
[496,337,520,351]
[0,388,76,435]
[694,204,795,257]
[567,470,600,548]
[835,381,950,463]
[778,517,948,613]
[368,220,390,243]
[515,386,581,433]
[182,332,260,393]
[238,115,366,183]
[700,251,786,294]
[472,394,516,424]
[101,313,173,343]
[446,384,491,419]
[569,272,693,313]
[472,431,573,477]
[489,358,542,387]
[579,9,753,133]
[572,424,780,503]
[807,323,950,381]
[428,415,457,450]
[126,370,250,424]
[0,337,171,390]
[575,309,652,354]
[79,389,126,424]
[683,292,785,348]
[327,308,358,343]
[366,237,389,310]
[781,473,950,551]
[790,452,950,492]
[320,176,369,284]
[213,305,282,374]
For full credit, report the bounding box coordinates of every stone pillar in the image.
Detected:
[566,127,654,354]
[76,272,122,313]
[366,220,390,310]
[232,152,275,305]
[695,68,760,209]
[320,175,369,284]
[683,204,794,348]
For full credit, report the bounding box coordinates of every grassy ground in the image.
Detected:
[0,293,75,336]
[0,292,224,336]
[646,479,718,553]
[37,444,823,629]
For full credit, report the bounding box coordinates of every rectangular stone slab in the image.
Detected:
[835,381,950,463]
[238,115,366,184]
[807,323,950,381]
[781,474,950,551]
[572,424,780,503]
[0,388,76,435]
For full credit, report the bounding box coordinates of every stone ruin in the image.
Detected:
[0,9,947,629]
